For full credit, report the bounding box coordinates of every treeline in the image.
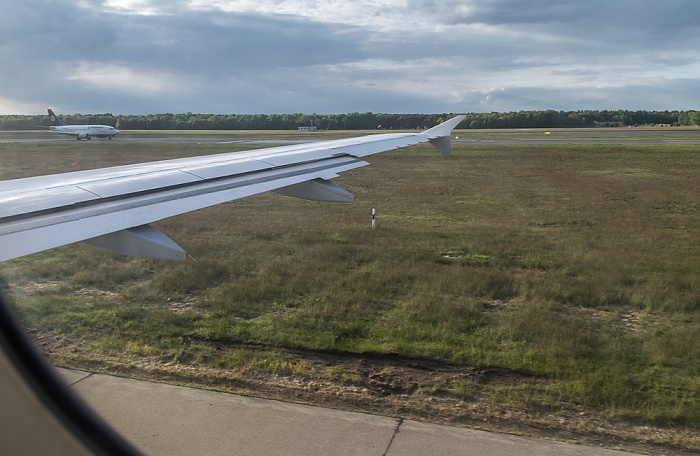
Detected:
[1,109,698,131]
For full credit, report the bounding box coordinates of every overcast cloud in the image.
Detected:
[1,0,698,114]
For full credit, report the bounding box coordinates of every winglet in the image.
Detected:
[421,115,466,157]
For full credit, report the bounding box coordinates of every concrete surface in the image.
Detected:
[57,368,640,456]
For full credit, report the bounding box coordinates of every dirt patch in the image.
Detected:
[13,281,64,294]
[575,306,661,333]
[31,330,699,456]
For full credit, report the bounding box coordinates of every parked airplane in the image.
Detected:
[0,115,464,262]
[47,108,120,140]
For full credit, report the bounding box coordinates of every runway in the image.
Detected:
[453,138,700,145]
[2,128,700,145]
[451,127,700,145]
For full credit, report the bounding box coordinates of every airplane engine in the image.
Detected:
[76,133,91,140]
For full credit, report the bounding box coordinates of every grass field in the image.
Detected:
[1,132,699,451]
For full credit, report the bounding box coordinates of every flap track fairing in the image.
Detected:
[274,178,355,202]
[82,224,186,261]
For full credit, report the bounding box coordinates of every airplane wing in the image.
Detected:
[0,115,465,262]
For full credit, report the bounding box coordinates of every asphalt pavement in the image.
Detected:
[58,368,641,456]
[2,128,700,145]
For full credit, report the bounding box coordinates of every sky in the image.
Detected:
[1,0,699,115]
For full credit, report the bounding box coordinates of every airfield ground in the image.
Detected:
[2,128,700,454]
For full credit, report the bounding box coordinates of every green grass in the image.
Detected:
[2,137,700,428]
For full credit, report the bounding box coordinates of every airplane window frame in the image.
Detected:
[0,287,140,455]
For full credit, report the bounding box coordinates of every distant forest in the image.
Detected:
[1,110,698,130]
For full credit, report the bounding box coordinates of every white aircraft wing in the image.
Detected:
[0,115,465,262]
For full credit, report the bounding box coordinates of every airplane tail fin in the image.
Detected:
[47,109,65,126]
[421,115,466,157]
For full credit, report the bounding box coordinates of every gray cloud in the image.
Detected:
[1,0,699,114]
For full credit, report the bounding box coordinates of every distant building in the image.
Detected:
[593,121,624,127]
[298,126,318,131]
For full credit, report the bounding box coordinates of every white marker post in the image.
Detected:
[372,208,376,229]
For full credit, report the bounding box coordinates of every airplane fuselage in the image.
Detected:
[49,124,120,140]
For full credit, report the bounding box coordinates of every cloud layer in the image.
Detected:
[1,0,699,114]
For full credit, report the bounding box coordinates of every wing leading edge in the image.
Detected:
[0,115,465,262]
